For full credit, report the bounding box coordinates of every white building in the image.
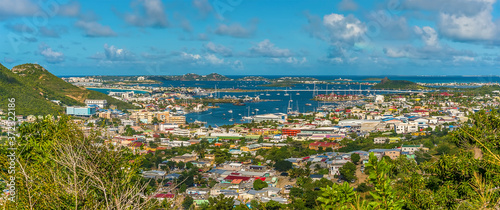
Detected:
[252,113,288,123]
[85,99,107,108]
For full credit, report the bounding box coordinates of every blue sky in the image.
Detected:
[1,0,500,76]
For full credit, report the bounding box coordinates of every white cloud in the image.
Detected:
[89,44,135,61]
[438,3,497,42]
[414,26,439,47]
[271,57,308,65]
[214,23,255,38]
[39,44,64,63]
[205,54,225,65]
[0,0,39,18]
[383,48,408,58]
[192,0,213,17]
[453,56,475,62]
[250,39,292,57]
[338,0,358,11]
[203,42,232,57]
[323,13,366,42]
[124,0,169,28]
[75,20,116,37]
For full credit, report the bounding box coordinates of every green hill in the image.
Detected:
[0,63,138,115]
[371,77,428,90]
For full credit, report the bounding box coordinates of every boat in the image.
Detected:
[305,103,312,106]
[284,88,289,96]
[296,92,300,95]
[228,110,233,113]
[232,102,246,106]
[229,118,234,122]
[277,93,280,95]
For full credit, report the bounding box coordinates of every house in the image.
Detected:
[186,188,210,196]
[384,149,401,160]
[374,137,388,144]
[85,99,107,108]
[328,159,348,176]
[170,153,197,163]
[154,193,175,201]
[309,141,341,150]
[401,144,425,154]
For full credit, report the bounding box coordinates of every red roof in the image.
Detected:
[128,142,143,147]
[309,141,339,147]
[155,193,175,198]
[224,175,252,181]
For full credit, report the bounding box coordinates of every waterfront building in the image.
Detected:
[84,99,107,108]
[66,106,96,117]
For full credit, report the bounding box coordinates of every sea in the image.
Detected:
[87,75,500,126]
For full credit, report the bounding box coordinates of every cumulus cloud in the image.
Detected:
[123,0,169,28]
[338,0,358,11]
[383,26,476,61]
[271,57,308,65]
[214,22,256,38]
[203,42,232,57]
[177,52,229,66]
[414,26,439,47]
[75,20,116,37]
[192,0,213,17]
[58,1,81,17]
[39,43,65,63]
[89,44,135,61]
[173,13,192,32]
[0,0,39,18]
[399,0,500,43]
[249,39,292,57]
[438,3,497,42]
[323,13,366,42]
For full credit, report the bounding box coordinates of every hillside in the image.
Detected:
[371,77,428,90]
[0,63,138,115]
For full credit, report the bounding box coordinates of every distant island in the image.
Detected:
[371,77,428,90]
[149,73,232,81]
[362,78,384,81]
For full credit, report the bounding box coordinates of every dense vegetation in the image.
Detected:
[371,77,428,90]
[0,63,138,115]
[0,115,166,209]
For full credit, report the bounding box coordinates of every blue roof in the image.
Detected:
[310,174,324,179]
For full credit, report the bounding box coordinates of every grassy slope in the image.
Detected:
[0,63,138,115]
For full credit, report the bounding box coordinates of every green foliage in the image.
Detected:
[182,196,194,210]
[205,194,235,210]
[365,153,404,209]
[0,115,158,209]
[371,77,428,90]
[339,162,356,182]
[0,63,137,116]
[253,179,268,190]
[317,182,357,209]
[351,153,361,164]
[274,160,293,172]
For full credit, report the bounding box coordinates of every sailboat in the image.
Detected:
[266,91,270,96]
[284,88,289,96]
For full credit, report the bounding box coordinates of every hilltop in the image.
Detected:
[0,63,138,115]
[371,77,428,90]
